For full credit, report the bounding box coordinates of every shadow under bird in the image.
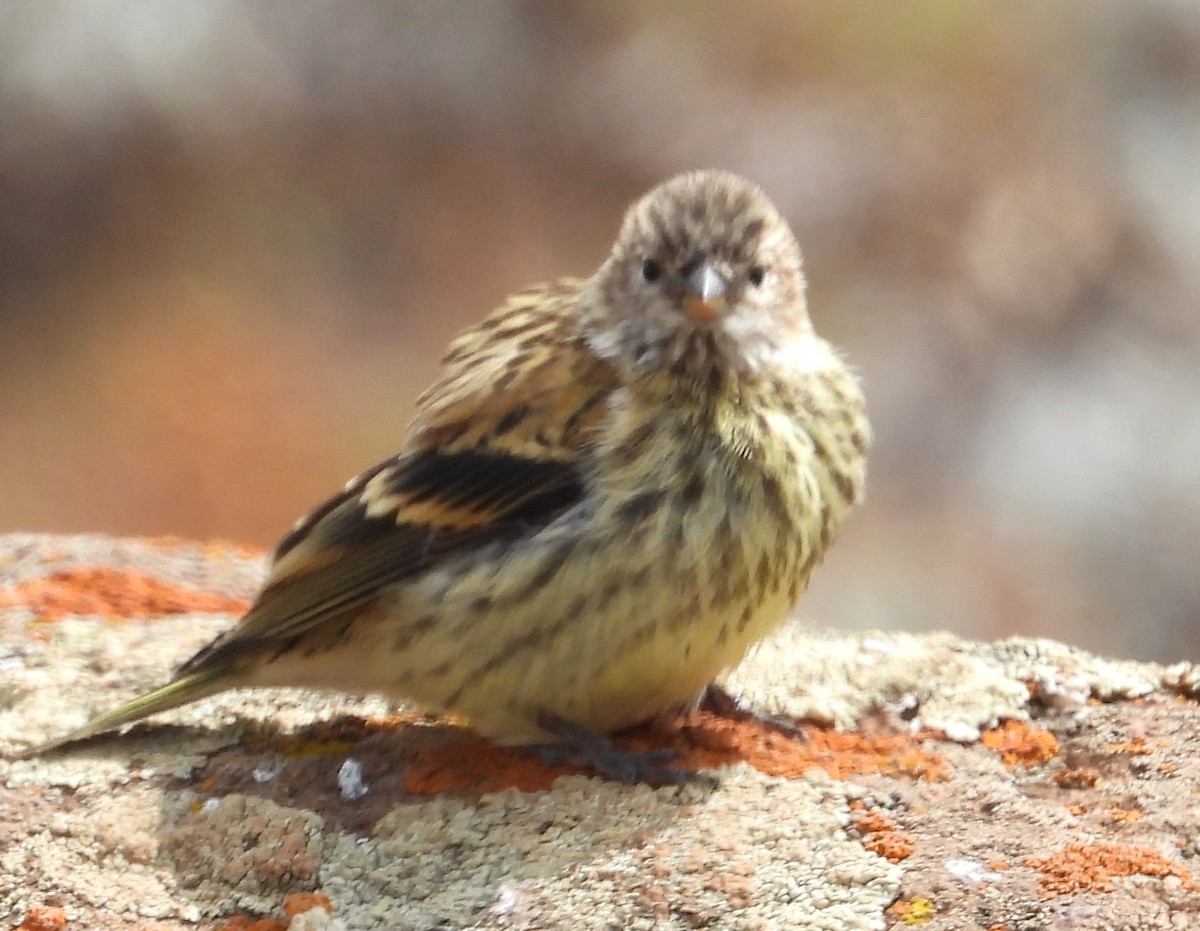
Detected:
[18,170,871,779]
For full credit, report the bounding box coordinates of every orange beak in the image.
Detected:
[682,263,727,322]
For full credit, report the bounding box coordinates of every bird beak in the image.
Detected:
[682,263,728,322]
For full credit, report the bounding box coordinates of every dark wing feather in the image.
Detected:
[178,281,615,676]
[179,448,585,674]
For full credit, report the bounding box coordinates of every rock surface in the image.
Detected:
[2,533,1198,930]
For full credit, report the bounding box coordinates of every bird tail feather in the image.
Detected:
[11,666,231,759]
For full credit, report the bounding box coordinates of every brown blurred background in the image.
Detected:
[2,2,1198,661]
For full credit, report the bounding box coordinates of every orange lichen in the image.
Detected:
[1106,737,1157,755]
[282,892,333,917]
[1103,808,1143,823]
[863,836,914,865]
[658,711,949,781]
[403,730,586,794]
[981,721,1059,767]
[402,711,949,795]
[0,568,249,620]
[362,712,448,732]
[1052,767,1100,789]
[17,906,68,931]
[1026,841,1194,896]
[850,802,915,862]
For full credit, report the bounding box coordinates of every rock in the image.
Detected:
[2,533,1198,930]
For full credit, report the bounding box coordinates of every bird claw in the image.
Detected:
[531,712,715,787]
[700,683,808,741]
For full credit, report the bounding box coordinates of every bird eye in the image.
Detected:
[642,259,662,283]
[748,266,766,287]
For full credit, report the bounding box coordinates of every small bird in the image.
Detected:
[21,170,870,771]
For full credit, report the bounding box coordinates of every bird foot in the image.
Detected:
[531,712,715,787]
[699,683,808,740]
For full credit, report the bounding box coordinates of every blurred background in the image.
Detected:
[2,1,1197,662]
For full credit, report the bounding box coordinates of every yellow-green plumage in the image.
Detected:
[402,352,866,741]
[18,169,869,757]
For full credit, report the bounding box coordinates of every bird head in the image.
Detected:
[585,170,812,382]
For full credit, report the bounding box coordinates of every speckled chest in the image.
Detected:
[592,374,841,616]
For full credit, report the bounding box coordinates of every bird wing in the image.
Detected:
[179,279,617,674]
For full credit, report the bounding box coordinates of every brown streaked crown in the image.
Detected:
[583,170,811,380]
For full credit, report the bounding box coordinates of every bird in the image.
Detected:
[18,170,870,775]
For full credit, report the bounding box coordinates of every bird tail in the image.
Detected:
[11,666,232,759]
